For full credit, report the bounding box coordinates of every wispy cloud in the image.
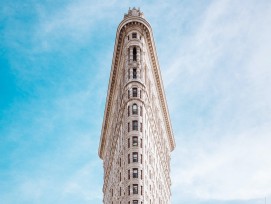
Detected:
[160,0,271,203]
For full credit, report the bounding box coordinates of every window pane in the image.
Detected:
[132,33,137,38]
[133,168,138,178]
[133,68,137,79]
[132,104,138,114]
[132,136,138,146]
[132,88,137,97]
[133,47,137,61]
[132,120,138,130]
[133,184,138,194]
[132,152,138,162]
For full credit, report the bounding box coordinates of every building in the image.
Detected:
[98,8,175,204]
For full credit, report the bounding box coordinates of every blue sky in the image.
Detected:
[1,0,271,203]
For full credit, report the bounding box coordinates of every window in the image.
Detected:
[128,122,130,132]
[132,152,138,162]
[140,106,142,116]
[140,154,142,164]
[128,106,130,116]
[132,32,137,38]
[133,168,138,178]
[132,136,138,146]
[133,200,138,204]
[128,90,130,99]
[140,122,142,132]
[132,104,138,114]
[140,90,142,98]
[128,154,130,164]
[141,170,143,179]
[132,88,137,97]
[141,186,143,195]
[128,169,130,179]
[132,120,138,131]
[133,68,137,79]
[128,138,130,148]
[120,172,121,181]
[133,47,137,61]
[128,185,130,195]
[133,184,138,194]
[140,138,142,148]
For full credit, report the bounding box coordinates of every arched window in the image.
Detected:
[132,104,138,114]
[133,47,137,61]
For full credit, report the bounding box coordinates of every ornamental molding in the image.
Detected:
[99,16,175,159]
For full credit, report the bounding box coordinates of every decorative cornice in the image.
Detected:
[99,14,175,159]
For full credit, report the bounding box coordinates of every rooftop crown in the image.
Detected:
[124,7,144,19]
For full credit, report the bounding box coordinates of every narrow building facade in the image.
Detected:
[98,8,175,204]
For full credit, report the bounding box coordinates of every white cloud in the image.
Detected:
[164,0,271,202]
[172,125,271,201]
[35,0,119,50]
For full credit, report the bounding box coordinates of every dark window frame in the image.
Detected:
[132,88,137,97]
[132,104,138,115]
[132,168,138,178]
[132,136,138,146]
[132,152,138,162]
[133,47,137,61]
[133,68,137,79]
[132,120,138,131]
[133,184,138,194]
[132,32,137,38]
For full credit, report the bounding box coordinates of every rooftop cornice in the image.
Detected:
[99,12,176,159]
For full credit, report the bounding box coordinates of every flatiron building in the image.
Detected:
[99,8,176,204]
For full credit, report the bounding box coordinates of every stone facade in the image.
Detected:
[98,8,175,204]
